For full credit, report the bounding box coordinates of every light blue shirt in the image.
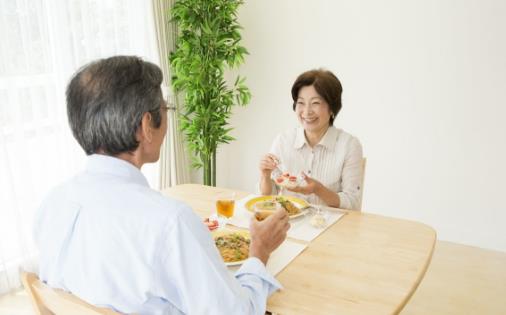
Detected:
[34,154,281,314]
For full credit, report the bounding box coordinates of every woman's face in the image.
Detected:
[295,85,332,133]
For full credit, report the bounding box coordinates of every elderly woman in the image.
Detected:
[259,69,364,210]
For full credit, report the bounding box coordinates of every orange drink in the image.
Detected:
[216,199,235,218]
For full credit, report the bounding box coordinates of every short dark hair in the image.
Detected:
[291,69,342,125]
[66,56,163,155]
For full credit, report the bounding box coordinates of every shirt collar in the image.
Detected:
[86,154,150,187]
[319,126,339,149]
[293,126,340,150]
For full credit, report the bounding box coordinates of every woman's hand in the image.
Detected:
[259,153,279,178]
[287,172,323,195]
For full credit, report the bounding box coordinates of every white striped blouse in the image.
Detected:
[268,126,364,210]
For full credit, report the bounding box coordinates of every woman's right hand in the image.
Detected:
[259,154,279,178]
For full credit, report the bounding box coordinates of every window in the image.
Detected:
[0,0,159,294]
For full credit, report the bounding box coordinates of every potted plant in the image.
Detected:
[169,0,251,186]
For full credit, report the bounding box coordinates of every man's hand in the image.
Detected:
[287,172,322,195]
[249,208,290,265]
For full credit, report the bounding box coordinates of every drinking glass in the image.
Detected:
[253,201,280,221]
[310,197,327,228]
[215,191,236,219]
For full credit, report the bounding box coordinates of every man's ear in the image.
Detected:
[137,112,153,143]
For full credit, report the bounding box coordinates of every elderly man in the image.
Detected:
[34,56,290,314]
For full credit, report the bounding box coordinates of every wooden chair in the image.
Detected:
[21,272,122,315]
[357,157,367,211]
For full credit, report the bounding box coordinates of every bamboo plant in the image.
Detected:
[169,0,251,186]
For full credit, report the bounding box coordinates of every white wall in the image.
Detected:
[215,0,506,252]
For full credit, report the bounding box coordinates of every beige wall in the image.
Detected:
[211,0,506,252]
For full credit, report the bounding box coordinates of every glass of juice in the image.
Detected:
[216,192,236,219]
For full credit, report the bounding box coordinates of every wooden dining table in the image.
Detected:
[162,184,436,315]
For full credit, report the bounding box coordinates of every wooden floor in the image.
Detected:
[1,241,505,315]
[0,290,33,315]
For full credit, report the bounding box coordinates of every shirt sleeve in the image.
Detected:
[155,207,281,315]
[337,136,364,210]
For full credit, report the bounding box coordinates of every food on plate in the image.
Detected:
[245,195,308,219]
[274,172,300,189]
[254,200,277,211]
[214,232,250,263]
[252,197,300,218]
[276,197,301,216]
[204,218,219,231]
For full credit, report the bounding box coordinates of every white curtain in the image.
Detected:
[0,0,160,294]
[152,0,190,188]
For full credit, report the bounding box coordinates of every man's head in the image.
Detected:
[66,56,167,163]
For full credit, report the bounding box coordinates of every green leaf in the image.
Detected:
[169,0,250,185]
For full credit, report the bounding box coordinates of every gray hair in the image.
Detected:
[66,55,163,155]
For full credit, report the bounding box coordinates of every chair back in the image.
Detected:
[357,157,367,210]
[21,272,122,315]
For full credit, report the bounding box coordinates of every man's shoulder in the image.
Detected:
[39,174,193,221]
[39,175,81,206]
[141,188,192,215]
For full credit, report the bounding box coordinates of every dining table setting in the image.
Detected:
[162,184,436,315]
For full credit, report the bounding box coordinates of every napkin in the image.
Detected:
[227,194,259,229]
[228,195,346,242]
[227,238,307,276]
[285,208,345,242]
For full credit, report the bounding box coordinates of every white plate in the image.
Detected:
[287,209,308,220]
[244,195,309,220]
[225,259,247,267]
